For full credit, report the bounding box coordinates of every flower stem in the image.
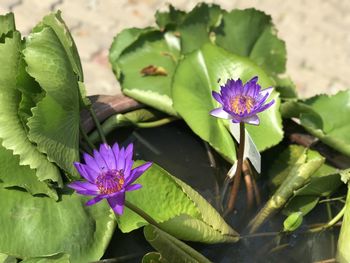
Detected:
[308,205,345,233]
[243,160,254,212]
[89,107,107,144]
[79,124,96,150]
[89,113,178,144]
[124,200,162,229]
[225,122,245,215]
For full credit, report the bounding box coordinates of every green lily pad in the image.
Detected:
[0,187,115,263]
[172,43,282,162]
[143,225,211,263]
[155,5,186,30]
[215,8,286,76]
[178,3,222,54]
[21,253,70,263]
[24,23,80,178]
[282,91,350,157]
[0,143,57,200]
[0,13,15,36]
[118,161,238,243]
[32,11,83,81]
[0,31,61,185]
[110,29,180,116]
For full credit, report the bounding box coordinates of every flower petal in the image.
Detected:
[83,153,100,173]
[210,107,232,119]
[212,91,223,104]
[244,115,260,125]
[99,144,116,170]
[74,163,98,183]
[124,143,134,163]
[93,149,108,171]
[86,195,105,206]
[112,143,120,161]
[125,183,142,192]
[124,159,134,179]
[116,146,125,170]
[107,192,125,215]
[126,162,152,185]
[258,87,273,100]
[255,99,275,113]
[243,76,258,96]
[68,181,98,192]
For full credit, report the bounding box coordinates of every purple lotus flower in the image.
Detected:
[210,76,275,125]
[69,143,152,215]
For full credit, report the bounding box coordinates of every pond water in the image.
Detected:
[102,121,342,263]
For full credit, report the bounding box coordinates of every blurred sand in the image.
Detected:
[1,0,349,98]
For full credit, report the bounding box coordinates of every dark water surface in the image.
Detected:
[102,121,341,263]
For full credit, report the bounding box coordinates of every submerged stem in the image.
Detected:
[226,122,245,215]
[243,160,254,212]
[309,205,345,233]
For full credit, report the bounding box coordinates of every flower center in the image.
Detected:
[230,95,255,114]
[96,169,125,194]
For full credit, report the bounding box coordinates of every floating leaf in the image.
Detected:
[0,143,57,199]
[0,187,115,262]
[0,13,15,36]
[24,24,80,178]
[178,3,223,54]
[281,91,350,157]
[21,253,70,263]
[155,5,186,30]
[0,31,61,185]
[118,161,238,243]
[215,8,286,76]
[143,225,211,263]
[110,29,180,115]
[0,253,17,263]
[172,43,282,162]
[32,11,83,81]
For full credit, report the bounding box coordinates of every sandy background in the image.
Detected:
[1,0,349,98]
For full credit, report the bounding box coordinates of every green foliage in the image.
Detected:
[21,253,70,263]
[283,212,303,232]
[143,225,211,263]
[337,184,350,263]
[118,161,238,243]
[110,28,180,115]
[0,28,62,186]
[24,18,81,178]
[281,91,350,157]
[109,3,289,161]
[0,187,115,263]
[173,44,282,162]
[0,144,57,200]
[249,146,324,232]
[268,145,343,216]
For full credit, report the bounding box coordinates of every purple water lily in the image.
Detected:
[210,76,275,125]
[69,143,152,215]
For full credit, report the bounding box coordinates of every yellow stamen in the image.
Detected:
[230,95,255,114]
